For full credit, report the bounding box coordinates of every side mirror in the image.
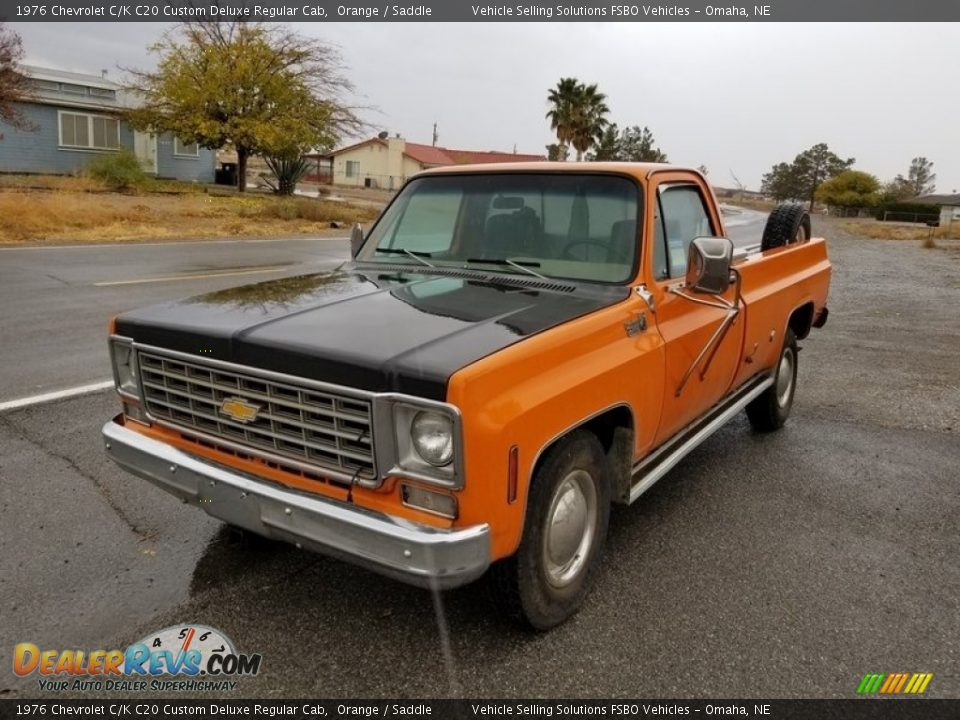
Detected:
[350,223,365,258]
[685,237,734,294]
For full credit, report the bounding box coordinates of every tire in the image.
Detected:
[761,203,811,251]
[487,430,611,630]
[746,328,798,432]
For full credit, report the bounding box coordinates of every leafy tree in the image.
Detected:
[761,143,853,209]
[126,22,363,191]
[546,78,610,161]
[761,162,803,202]
[0,22,34,137]
[793,143,855,210]
[616,126,667,162]
[545,143,569,162]
[895,157,936,197]
[587,124,667,162]
[815,170,880,211]
[589,124,620,161]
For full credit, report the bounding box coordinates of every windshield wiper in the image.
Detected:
[374,248,435,268]
[464,257,548,280]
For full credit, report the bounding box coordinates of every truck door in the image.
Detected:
[648,180,745,445]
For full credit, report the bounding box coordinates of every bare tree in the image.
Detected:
[0,22,35,137]
[729,170,746,200]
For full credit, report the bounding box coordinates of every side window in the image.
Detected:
[658,185,715,279]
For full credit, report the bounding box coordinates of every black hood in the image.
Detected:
[114,264,629,401]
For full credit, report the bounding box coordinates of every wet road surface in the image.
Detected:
[1,218,957,698]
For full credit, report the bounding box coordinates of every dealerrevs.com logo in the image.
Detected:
[13,624,262,692]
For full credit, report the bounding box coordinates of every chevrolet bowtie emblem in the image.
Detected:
[219,397,261,424]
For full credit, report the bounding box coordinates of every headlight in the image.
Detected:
[110,339,139,397]
[380,400,462,489]
[410,411,454,467]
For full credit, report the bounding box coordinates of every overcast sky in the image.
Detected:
[12,22,960,192]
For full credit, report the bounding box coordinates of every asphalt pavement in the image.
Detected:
[1,217,957,699]
[0,237,349,404]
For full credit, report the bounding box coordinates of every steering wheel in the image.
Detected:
[562,240,609,262]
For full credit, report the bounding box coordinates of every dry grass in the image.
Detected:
[712,194,776,212]
[840,219,959,243]
[0,189,380,244]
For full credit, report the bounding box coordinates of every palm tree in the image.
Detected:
[546,79,610,162]
[569,83,609,161]
[545,77,580,160]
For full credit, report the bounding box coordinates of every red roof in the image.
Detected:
[443,149,546,165]
[402,142,455,166]
[331,137,544,166]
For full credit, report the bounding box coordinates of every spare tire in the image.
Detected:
[761,203,811,251]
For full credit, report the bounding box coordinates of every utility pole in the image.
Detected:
[432,122,438,147]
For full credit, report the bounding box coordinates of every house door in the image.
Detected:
[133,132,158,174]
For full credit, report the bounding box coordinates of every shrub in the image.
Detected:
[261,154,311,196]
[86,149,148,191]
[873,201,939,223]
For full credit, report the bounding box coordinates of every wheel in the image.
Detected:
[487,430,611,630]
[562,240,609,261]
[746,328,798,432]
[761,203,811,251]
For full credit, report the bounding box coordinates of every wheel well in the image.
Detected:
[531,405,635,505]
[788,302,815,340]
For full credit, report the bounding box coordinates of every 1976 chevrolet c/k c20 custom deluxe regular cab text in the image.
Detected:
[103,162,830,629]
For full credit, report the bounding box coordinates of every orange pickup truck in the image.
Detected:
[103,163,830,629]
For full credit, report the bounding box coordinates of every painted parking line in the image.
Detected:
[0,380,114,413]
[94,265,291,287]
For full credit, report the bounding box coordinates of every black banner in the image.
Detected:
[2,700,960,720]
[3,0,960,22]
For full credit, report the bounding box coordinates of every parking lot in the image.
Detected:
[1,218,957,698]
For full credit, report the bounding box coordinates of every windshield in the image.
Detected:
[358,173,641,284]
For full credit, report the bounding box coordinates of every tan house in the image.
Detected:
[328,135,545,189]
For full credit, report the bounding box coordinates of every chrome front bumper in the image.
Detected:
[102,417,491,589]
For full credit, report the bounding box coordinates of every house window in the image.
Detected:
[59,112,120,151]
[345,160,360,178]
[173,137,199,157]
[60,83,88,95]
[89,87,117,99]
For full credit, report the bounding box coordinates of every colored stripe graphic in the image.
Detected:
[857,672,932,694]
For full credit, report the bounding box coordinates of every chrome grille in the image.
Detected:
[138,351,375,483]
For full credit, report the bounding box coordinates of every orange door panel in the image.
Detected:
[652,285,745,442]
[645,177,744,444]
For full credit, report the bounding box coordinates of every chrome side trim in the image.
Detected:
[102,417,490,589]
[628,375,773,504]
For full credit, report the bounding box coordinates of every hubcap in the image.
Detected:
[776,347,795,407]
[543,469,597,588]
